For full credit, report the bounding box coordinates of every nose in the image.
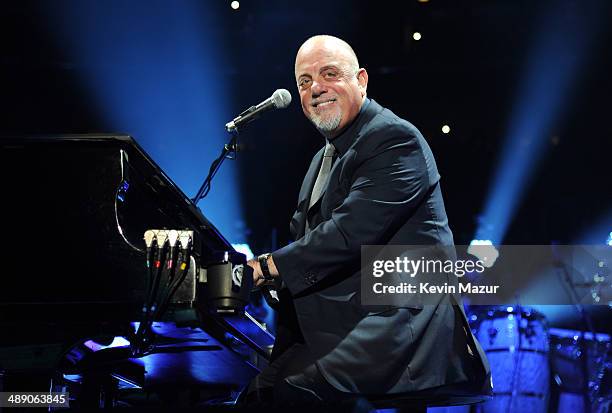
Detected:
[311,79,327,98]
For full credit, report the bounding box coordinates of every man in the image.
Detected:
[245,35,490,406]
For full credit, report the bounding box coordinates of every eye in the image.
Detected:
[298,78,311,89]
[323,69,338,79]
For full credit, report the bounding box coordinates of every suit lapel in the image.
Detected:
[290,99,382,239]
[293,147,325,238]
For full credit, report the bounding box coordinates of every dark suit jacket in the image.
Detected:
[271,99,489,395]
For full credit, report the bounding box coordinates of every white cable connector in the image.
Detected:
[178,230,193,250]
[143,230,156,248]
[156,230,168,250]
[143,229,191,250]
[167,230,179,248]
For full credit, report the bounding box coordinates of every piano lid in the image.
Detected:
[0,134,237,314]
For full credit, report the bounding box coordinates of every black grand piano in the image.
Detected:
[0,135,274,409]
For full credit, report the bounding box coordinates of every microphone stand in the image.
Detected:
[192,130,240,205]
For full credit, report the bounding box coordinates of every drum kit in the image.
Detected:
[460,244,611,412]
[468,305,610,413]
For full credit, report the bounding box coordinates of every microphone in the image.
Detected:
[225,89,292,132]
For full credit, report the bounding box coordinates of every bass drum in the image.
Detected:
[469,306,550,413]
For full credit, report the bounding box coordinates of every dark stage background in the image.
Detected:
[2,0,611,332]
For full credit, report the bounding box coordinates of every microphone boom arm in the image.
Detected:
[191,130,239,205]
[192,89,291,204]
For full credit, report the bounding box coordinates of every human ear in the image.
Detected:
[357,68,368,96]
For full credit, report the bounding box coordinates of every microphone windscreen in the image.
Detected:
[272,89,292,109]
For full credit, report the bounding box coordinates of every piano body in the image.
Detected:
[0,135,273,408]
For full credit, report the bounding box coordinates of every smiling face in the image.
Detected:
[294,36,368,138]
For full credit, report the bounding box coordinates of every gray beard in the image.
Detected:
[310,112,342,135]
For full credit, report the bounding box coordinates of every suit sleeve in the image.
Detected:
[272,127,435,296]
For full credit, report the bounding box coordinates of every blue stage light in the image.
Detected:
[468,239,499,268]
[475,2,608,244]
[575,211,612,245]
[232,243,255,260]
[45,1,245,243]
[469,240,493,246]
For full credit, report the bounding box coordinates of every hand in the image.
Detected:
[247,254,279,288]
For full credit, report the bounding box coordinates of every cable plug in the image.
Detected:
[178,230,193,251]
[168,230,179,248]
[144,230,157,249]
[156,230,168,250]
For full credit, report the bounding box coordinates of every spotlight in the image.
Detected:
[467,239,499,268]
[413,32,422,41]
[232,243,254,259]
[230,1,240,10]
[607,231,612,246]
[442,124,450,134]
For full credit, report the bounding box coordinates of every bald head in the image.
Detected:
[294,35,368,138]
[295,35,360,75]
